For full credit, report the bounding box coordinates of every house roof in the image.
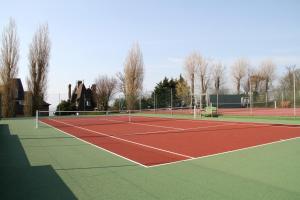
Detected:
[24,91,51,106]
[0,78,24,100]
[73,81,86,101]
[40,100,51,106]
[13,78,24,100]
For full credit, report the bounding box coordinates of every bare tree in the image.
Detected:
[212,62,224,93]
[116,71,126,94]
[253,70,264,93]
[279,65,299,101]
[0,19,19,117]
[119,43,144,110]
[95,75,117,110]
[232,58,248,94]
[184,52,198,105]
[27,24,50,115]
[260,60,276,104]
[198,57,210,95]
[23,92,33,116]
[242,66,253,95]
[184,52,207,105]
[212,62,225,108]
[276,65,300,108]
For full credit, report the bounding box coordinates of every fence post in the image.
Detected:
[171,88,173,116]
[128,110,131,123]
[139,95,142,112]
[294,71,296,117]
[35,110,38,129]
[153,92,156,113]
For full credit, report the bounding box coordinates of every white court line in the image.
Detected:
[121,122,244,136]
[39,120,149,168]
[147,136,300,168]
[106,119,299,137]
[47,118,193,159]
[105,118,184,131]
[134,114,300,129]
[203,119,300,129]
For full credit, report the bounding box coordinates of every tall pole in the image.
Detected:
[156,94,158,110]
[139,94,142,112]
[199,87,202,117]
[249,78,253,115]
[190,92,193,108]
[171,88,173,116]
[170,88,173,108]
[119,95,120,111]
[35,110,38,129]
[294,70,296,117]
[58,93,61,116]
[153,92,156,112]
[217,91,219,112]
[154,92,155,110]
[281,92,284,108]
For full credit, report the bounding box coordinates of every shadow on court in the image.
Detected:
[55,163,137,171]
[0,124,77,200]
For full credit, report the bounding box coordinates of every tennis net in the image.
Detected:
[36,107,198,128]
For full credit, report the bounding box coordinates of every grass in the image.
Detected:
[1,116,300,200]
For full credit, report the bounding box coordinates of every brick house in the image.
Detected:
[69,81,96,111]
[0,78,50,117]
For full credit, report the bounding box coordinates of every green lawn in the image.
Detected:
[1,117,300,200]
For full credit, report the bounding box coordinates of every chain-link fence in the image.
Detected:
[209,88,300,117]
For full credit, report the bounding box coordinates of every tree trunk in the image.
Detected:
[237,79,240,95]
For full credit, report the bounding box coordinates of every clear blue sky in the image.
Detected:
[1,0,300,107]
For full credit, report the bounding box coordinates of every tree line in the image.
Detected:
[84,49,299,111]
[0,18,50,117]
[183,52,299,106]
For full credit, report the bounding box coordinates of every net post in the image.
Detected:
[128,110,131,123]
[193,105,196,119]
[105,111,108,121]
[35,110,38,129]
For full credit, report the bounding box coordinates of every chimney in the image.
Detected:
[91,84,96,92]
[68,84,71,101]
[77,80,82,88]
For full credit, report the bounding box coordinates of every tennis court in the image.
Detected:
[39,114,300,167]
[2,113,300,199]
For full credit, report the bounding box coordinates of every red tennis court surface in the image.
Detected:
[40,116,300,167]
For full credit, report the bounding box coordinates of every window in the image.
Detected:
[86,100,90,106]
